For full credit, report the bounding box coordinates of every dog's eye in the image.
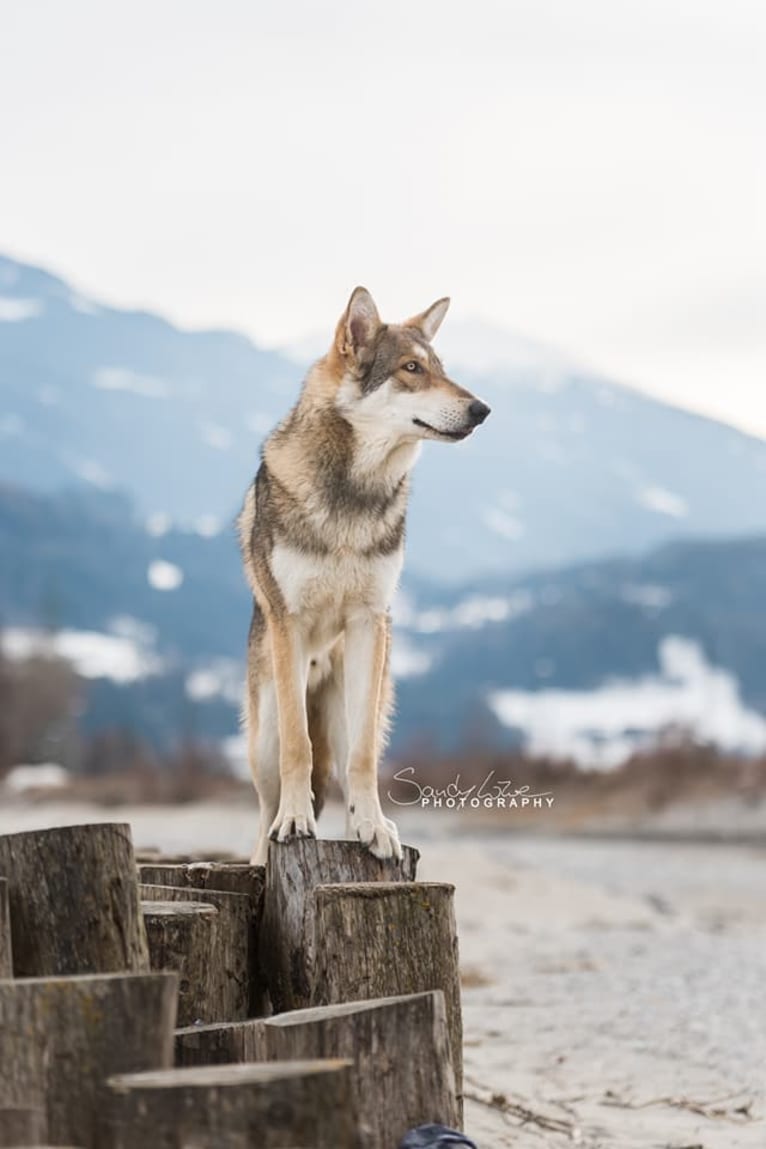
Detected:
[403,361,421,373]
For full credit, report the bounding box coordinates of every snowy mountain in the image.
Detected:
[2,254,766,581]
[2,484,765,766]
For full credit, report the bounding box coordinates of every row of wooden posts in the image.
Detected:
[0,822,464,1148]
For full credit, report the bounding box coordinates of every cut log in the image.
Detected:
[137,861,265,906]
[255,992,457,1149]
[174,994,457,1147]
[0,824,148,976]
[175,1019,262,1066]
[0,971,177,1149]
[0,1105,46,1146]
[105,1061,355,1148]
[261,839,419,1013]
[312,883,463,1114]
[142,901,219,1026]
[138,861,265,1013]
[0,878,11,978]
[140,884,250,1021]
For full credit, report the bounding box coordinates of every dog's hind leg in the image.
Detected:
[307,643,347,824]
[246,674,280,866]
[245,606,281,865]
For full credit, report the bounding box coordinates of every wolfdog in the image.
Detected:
[238,288,490,864]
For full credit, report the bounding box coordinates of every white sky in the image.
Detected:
[1,0,764,435]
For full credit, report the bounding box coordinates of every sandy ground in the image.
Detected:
[0,795,764,1148]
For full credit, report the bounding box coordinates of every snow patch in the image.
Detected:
[146,513,172,538]
[621,584,673,610]
[246,412,275,436]
[200,423,233,450]
[186,660,243,705]
[3,763,70,792]
[72,459,112,489]
[0,297,43,322]
[391,637,432,679]
[147,560,184,591]
[69,292,99,315]
[92,367,171,398]
[195,515,222,538]
[637,485,688,518]
[2,628,161,683]
[109,616,157,646]
[489,636,766,769]
[411,591,533,634]
[482,508,525,541]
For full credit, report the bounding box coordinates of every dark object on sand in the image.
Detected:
[399,1124,478,1148]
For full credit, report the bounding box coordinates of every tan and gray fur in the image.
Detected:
[238,287,490,864]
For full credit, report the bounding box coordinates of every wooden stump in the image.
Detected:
[261,839,419,1013]
[0,971,177,1149]
[255,992,457,1149]
[0,1105,46,1146]
[138,861,265,906]
[0,878,11,978]
[141,884,250,1021]
[313,883,463,1112]
[0,824,149,976]
[138,861,265,1013]
[174,993,457,1146]
[175,1019,262,1066]
[142,901,219,1026]
[105,1061,355,1148]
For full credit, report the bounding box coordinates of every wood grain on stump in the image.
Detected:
[140,884,250,1021]
[175,1019,262,1066]
[0,824,148,976]
[142,901,219,1026]
[261,839,419,1013]
[0,1104,46,1146]
[175,993,457,1147]
[0,971,177,1149]
[313,882,463,1112]
[0,878,11,978]
[139,862,265,1013]
[105,1061,355,1149]
[253,992,458,1149]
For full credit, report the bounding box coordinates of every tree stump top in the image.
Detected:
[0,970,178,989]
[259,991,446,1029]
[142,901,218,919]
[316,880,455,900]
[108,1060,353,1092]
[0,822,132,845]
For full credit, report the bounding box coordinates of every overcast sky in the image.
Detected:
[1,0,764,434]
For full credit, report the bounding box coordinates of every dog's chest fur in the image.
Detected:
[271,543,403,648]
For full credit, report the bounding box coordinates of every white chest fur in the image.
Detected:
[270,543,403,630]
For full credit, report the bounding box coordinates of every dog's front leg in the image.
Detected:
[268,615,317,843]
[344,609,402,859]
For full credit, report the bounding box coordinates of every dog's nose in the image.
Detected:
[468,399,491,425]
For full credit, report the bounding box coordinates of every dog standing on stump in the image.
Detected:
[238,288,491,864]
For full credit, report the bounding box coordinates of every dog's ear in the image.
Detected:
[405,297,450,342]
[337,286,382,360]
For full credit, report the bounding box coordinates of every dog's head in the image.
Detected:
[331,287,490,442]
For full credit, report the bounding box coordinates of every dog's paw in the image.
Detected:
[347,802,402,860]
[268,801,317,844]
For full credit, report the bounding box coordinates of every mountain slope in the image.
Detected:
[2,254,766,580]
[2,484,765,765]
